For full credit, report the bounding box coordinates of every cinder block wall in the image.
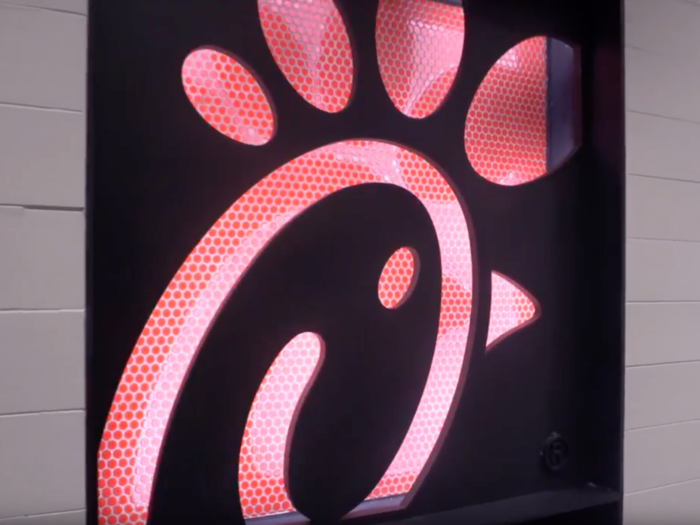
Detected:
[624,0,700,522]
[2,0,700,523]
[0,0,87,523]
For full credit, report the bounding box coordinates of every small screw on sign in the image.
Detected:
[541,432,570,474]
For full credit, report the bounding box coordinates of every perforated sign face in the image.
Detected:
[89,0,624,523]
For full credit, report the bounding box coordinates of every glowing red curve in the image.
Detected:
[98,141,474,524]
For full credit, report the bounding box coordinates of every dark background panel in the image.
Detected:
[87,0,624,522]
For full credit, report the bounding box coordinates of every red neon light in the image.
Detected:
[182,50,275,146]
[98,1,548,523]
[465,37,548,185]
[378,248,417,309]
[376,0,465,118]
[243,332,324,516]
[259,0,353,113]
[487,273,539,349]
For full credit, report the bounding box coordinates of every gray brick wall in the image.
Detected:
[0,1,86,523]
[624,0,700,522]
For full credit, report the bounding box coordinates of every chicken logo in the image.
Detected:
[97,1,577,524]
